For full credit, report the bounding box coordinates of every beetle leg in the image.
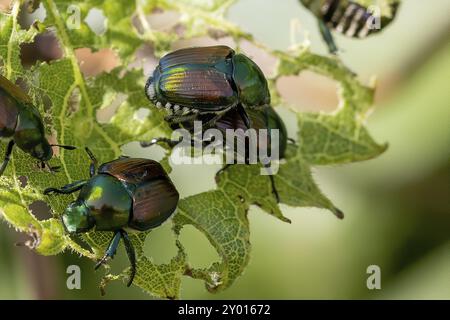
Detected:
[85,147,97,177]
[319,20,338,54]
[268,175,280,203]
[43,179,87,195]
[140,137,182,149]
[165,113,199,124]
[95,231,121,270]
[237,105,251,129]
[201,112,229,130]
[44,161,60,174]
[120,229,136,287]
[0,140,15,176]
[215,163,233,181]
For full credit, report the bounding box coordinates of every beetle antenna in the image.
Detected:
[51,144,76,150]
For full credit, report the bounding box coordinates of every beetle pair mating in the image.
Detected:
[142,45,289,201]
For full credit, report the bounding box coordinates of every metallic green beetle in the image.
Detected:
[44,148,179,286]
[300,0,400,53]
[145,45,270,128]
[0,75,74,176]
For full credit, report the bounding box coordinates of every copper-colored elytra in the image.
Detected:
[98,158,168,184]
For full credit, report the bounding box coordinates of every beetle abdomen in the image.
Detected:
[0,88,19,138]
[321,0,372,38]
[98,157,180,231]
[321,0,385,38]
[129,178,179,231]
[156,65,237,111]
[146,45,271,114]
[159,45,233,69]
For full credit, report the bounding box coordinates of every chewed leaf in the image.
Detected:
[174,190,251,292]
[298,111,388,165]
[0,0,389,298]
[0,2,38,80]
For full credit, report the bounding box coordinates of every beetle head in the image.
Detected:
[62,200,95,234]
[31,139,53,161]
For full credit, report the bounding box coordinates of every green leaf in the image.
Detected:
[0,0,388,298]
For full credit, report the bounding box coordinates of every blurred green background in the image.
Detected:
[0,0,449,299]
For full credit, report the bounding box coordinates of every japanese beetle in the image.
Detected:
[145,45,270,128]
[0,75,75,176]
[141,106,290,202]
[300,0,399,54]
[44,148,179,286]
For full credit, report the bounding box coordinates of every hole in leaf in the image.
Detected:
[275,106,299,143]
[208,28,229,40]
[0,1,11,13]
[133,107,150,121]
[75,48,119,77]
[169,160,222,198]
[173,23,186,38]
[149,10,180,31]
[239,39,278,77]
[276,71,340,112]
[178,225,220,269]
[143,222,178,264]
[18,1,46,29]
[133,9,181,34]
[47,132,65,157]
[28,200,52,221]
[96,92,127,123]
[127,44,159,75]
[18,175,28,188]
[120,141,166,163]
[20,31,63,68]
[84,7,107,35]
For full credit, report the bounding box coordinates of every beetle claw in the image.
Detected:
[94,255,110,270]
[50,166,61,173]
[287,138,297,145]
[43,188,56,195]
